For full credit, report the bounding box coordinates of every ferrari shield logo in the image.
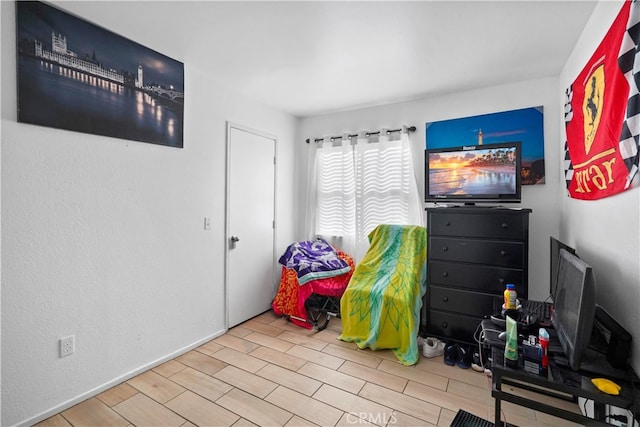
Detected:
[582,63,604,155]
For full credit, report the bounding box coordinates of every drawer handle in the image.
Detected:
[445,221,451,226]
[442,296,448,302]
[442,271,449,278]
[500,250,507,256]
[442,322,448,329]
[442,246,448,252]
[501,223,509,228]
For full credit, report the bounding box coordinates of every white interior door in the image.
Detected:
[226,122,276,328]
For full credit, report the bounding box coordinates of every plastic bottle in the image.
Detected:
[504,283,517,310]
[539,328,549,370]
[504,316,519,368]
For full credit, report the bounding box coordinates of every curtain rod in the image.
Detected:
[305,125,416,144]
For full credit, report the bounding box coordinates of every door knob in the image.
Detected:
[231,236,240,243]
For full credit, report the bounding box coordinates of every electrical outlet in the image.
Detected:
[60,335,74,358]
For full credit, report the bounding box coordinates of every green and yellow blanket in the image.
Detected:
[338,224,427,365]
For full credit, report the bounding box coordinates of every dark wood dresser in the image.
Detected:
[424,207,531,344]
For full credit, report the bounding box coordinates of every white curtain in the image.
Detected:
[306,127,424,261]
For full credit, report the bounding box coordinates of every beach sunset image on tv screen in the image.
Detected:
[428,146,517,196]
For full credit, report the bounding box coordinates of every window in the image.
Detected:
[310,130,423,260]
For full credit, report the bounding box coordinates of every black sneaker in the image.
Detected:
[471,351,484,372]
[484,356,493,375]
[444,342,458,366]
[457,345,473,369]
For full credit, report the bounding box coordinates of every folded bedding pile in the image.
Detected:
[278,238,351,285]
[272,239,354,329]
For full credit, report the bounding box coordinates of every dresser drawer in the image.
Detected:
[429,237,524,268]
[424,207,530,345]
[426,310,482,344]
[429,286,496,317]
[429,261,527,296]
[429,211,526,239]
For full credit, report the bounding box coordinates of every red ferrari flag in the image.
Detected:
[564,0,640,200]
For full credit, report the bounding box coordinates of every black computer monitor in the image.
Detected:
[550,236,577,298]
[551,249,597,371]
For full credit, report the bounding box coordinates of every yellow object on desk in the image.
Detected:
[591,377,622,395]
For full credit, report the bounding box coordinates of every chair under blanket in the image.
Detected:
[338,224,427,365]
[272,240,354,331]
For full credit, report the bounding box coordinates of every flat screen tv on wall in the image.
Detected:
[424,141,522,205]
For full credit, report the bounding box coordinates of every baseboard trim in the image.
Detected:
[16,328,226,427]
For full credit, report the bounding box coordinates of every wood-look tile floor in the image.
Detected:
[36,311,582,427]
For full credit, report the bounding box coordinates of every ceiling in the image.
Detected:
[68,1,599,118]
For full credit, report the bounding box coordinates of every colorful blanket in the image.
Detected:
[272,251,354,329]
[338,224,427,366]
[278,239,351,285]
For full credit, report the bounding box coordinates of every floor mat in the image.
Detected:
[449,410,494,427]
[450,410,517,427]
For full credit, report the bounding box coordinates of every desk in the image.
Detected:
[483,320,638,426]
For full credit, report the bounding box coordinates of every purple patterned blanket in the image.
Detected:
[278,239,351,285]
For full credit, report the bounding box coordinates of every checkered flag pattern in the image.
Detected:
[564,87,574,190]
[617,0,640,188]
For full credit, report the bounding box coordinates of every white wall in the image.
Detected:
[559,0,640,374]
[1,1,297,425]
[298,77,564,303]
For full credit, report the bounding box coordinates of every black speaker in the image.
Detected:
[593,305,632,369]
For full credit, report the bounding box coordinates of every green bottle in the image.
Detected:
[504,315,519,368]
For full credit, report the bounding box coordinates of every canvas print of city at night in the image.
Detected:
[426,107,545,185]
[16,1,184,148]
